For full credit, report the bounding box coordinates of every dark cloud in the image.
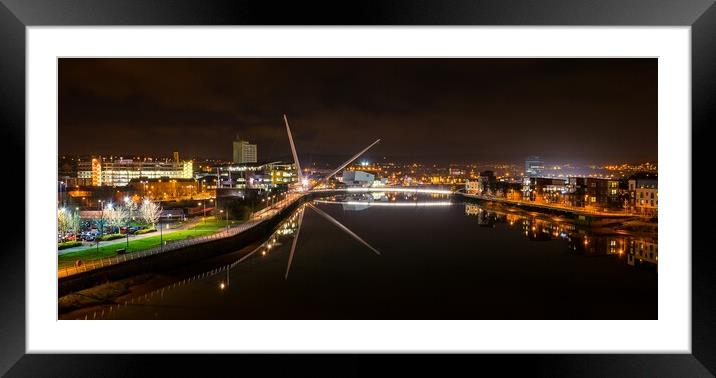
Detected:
[59,58,657,164]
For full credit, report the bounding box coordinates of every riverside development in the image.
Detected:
[57,116,657,320]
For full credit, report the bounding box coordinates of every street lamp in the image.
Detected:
[124,196,132,251]
[220,209,228,231]
[97,199,105,253]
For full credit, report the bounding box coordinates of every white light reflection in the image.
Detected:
[315,200,452,207]
[314,187,454,195]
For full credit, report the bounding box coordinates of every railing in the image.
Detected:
[58,193,306,279]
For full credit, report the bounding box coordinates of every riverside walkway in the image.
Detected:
[58,192,305,278]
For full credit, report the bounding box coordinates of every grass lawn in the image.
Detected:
[58,217,242,269]
[58,241,83,250]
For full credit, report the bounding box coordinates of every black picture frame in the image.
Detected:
[1,0,714,376]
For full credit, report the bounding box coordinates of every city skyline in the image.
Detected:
[59,58,657,164]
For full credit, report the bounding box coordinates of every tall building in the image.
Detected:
[524,156,544,177]
[232,138,257,164]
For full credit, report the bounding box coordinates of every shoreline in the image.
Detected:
[58,195,657,318]
[59,241,261,319]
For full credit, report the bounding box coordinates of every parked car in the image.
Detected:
[127,226,144,234]
[80,231,98,241]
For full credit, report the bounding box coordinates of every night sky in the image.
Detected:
[59,58,657,164]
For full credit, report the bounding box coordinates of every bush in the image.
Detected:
[58,241,83,250]
[135,228,157,235]
[98,234,124,241]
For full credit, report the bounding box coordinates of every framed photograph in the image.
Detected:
[2,0,714,375]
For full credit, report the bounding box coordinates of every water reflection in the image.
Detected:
[320,192,453,210]
[83,194,657,320]
[463,203,657,271]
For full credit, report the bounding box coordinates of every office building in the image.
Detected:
[232,138,257,164]
[205,161,298,190]
[77,157,193,187]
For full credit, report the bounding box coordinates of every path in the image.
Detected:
[58,218,201,255]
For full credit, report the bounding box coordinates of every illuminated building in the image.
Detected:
[449,168,465,176]
[77,157,193,187]
[342,170,375,187]
[269,163,298,186]
[524,156,544,177]
[232,138,257,164]
[560,177,622,209]
[127,177,197,200]
[465,179,482,195]
[205,161,297,190]
[583,178,622,209]
[629,177,658,215]
[522,177,568,203]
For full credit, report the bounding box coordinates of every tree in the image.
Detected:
[57,208,70,237]
[125,200,138,221]
[139,200,162,229]
[105,203,128,233]
[57,208,80,239]
[68,210,80,234]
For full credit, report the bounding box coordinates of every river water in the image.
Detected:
[95,193,657,320]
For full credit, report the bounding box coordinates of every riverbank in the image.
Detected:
[58,195,305,297]
[466,199,657,240]
[460,192,641,219]
[59,239,263,319]
[58,217,241,267]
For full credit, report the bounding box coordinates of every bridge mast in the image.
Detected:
[316,139,381,187]
[283,114,304,187]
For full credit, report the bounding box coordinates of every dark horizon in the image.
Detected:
[59,58,657,164]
